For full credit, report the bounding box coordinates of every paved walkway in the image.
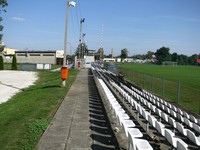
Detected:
[37,69,119,150]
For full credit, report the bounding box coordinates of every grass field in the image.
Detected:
[118,63,200,114]
[0,68,79,149]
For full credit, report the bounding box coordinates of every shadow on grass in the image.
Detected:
[41,85,62,89]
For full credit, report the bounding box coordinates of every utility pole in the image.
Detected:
[79,18,85,58]
[62,1,76,87]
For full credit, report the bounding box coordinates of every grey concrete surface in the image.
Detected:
[0,70,38,104]
[36,69,119,150]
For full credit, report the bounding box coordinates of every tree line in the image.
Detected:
[117,47,200,65]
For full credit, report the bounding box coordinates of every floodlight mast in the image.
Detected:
[79,18,85,58]
[62,1,76,87]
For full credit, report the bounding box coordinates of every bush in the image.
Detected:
[0,55,4,70]
[11,55,17,70]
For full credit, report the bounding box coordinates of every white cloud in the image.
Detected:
[11,17,25,21]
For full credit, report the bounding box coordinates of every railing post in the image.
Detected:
[144,73,146,88]
[162,77,164,97]
[152,74,154,91]
[177,80,180,104]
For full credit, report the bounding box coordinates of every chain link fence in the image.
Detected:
[119,68,200,114]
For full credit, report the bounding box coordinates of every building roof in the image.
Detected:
[15,50,56,53]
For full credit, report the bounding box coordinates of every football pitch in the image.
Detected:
[118,63,200,114]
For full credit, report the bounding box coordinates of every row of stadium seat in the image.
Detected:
[118,81,200,147]
[94,66,200,149]
[109,80,188,149]
[96,76,153,150]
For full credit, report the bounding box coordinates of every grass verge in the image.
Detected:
[0,69,79,149]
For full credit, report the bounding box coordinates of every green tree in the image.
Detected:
[0,55,4,70]
[155,47,170,64]
[75,43,88,58]
[188,54,198,65]
[120,48,128,60]
[171,52,178,62]
[0,0,8,52]
[11,55,17,70]
[146,51,154,59]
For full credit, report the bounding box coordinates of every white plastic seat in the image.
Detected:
[177,113,184,123]
[155,121,166,136]
[134,139,153,150]
[184,117,193,128]
[150,104,156,113]
[170,109,177,118]
[183,111,190,119]
[156,101,160,108]
[128,128,143,148]
[193,123,200,134]
[129,97,134,107]
[160,98,164,104]
[177,139,188,150]
[142,109,150,121]
[187,129,200,146]
[155,107,162,117]
[137,105,143,115]
[164,106,170,114]
[121,120,136,137]
[146,102,151,109]
[167,103,172,109]
[190,115,198,124]
[128,128,143,139]
[171,105,177,112]
[131,100,137,110]
[111,103,121,111]
[176,122,188,136]
[148,115,157,128]
[177,108,183,115]
[161,112,168,123]
[165,129,183,148]
[160,104,165,111]
[168,116,176,128]
[198,119,200,126]
[116,113,130,125]
[114,108,125,116]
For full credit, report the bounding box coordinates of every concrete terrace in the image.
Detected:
[36,69,120,150]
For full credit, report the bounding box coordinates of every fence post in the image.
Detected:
[177,80,180,104]
[144,73,146,88]
[152,74,154,91]
[162,77,164,97]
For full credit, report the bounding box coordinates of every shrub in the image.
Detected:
[11,55,17,70]
[0,55,4,70]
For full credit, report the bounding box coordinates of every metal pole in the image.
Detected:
[177,80,180,104]
[79,19,82,58]
[144,73,146,88]
[162,77,164,97]
[79,18,84,58]
[152,74,154,91]
[62,1,69,87]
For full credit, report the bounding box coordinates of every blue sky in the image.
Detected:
[2,0,200,56]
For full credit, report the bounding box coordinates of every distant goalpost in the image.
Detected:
[162,61,177,67]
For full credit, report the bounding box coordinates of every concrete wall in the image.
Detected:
[16,51,56,64]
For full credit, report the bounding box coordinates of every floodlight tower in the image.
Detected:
[79,18,85,58]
